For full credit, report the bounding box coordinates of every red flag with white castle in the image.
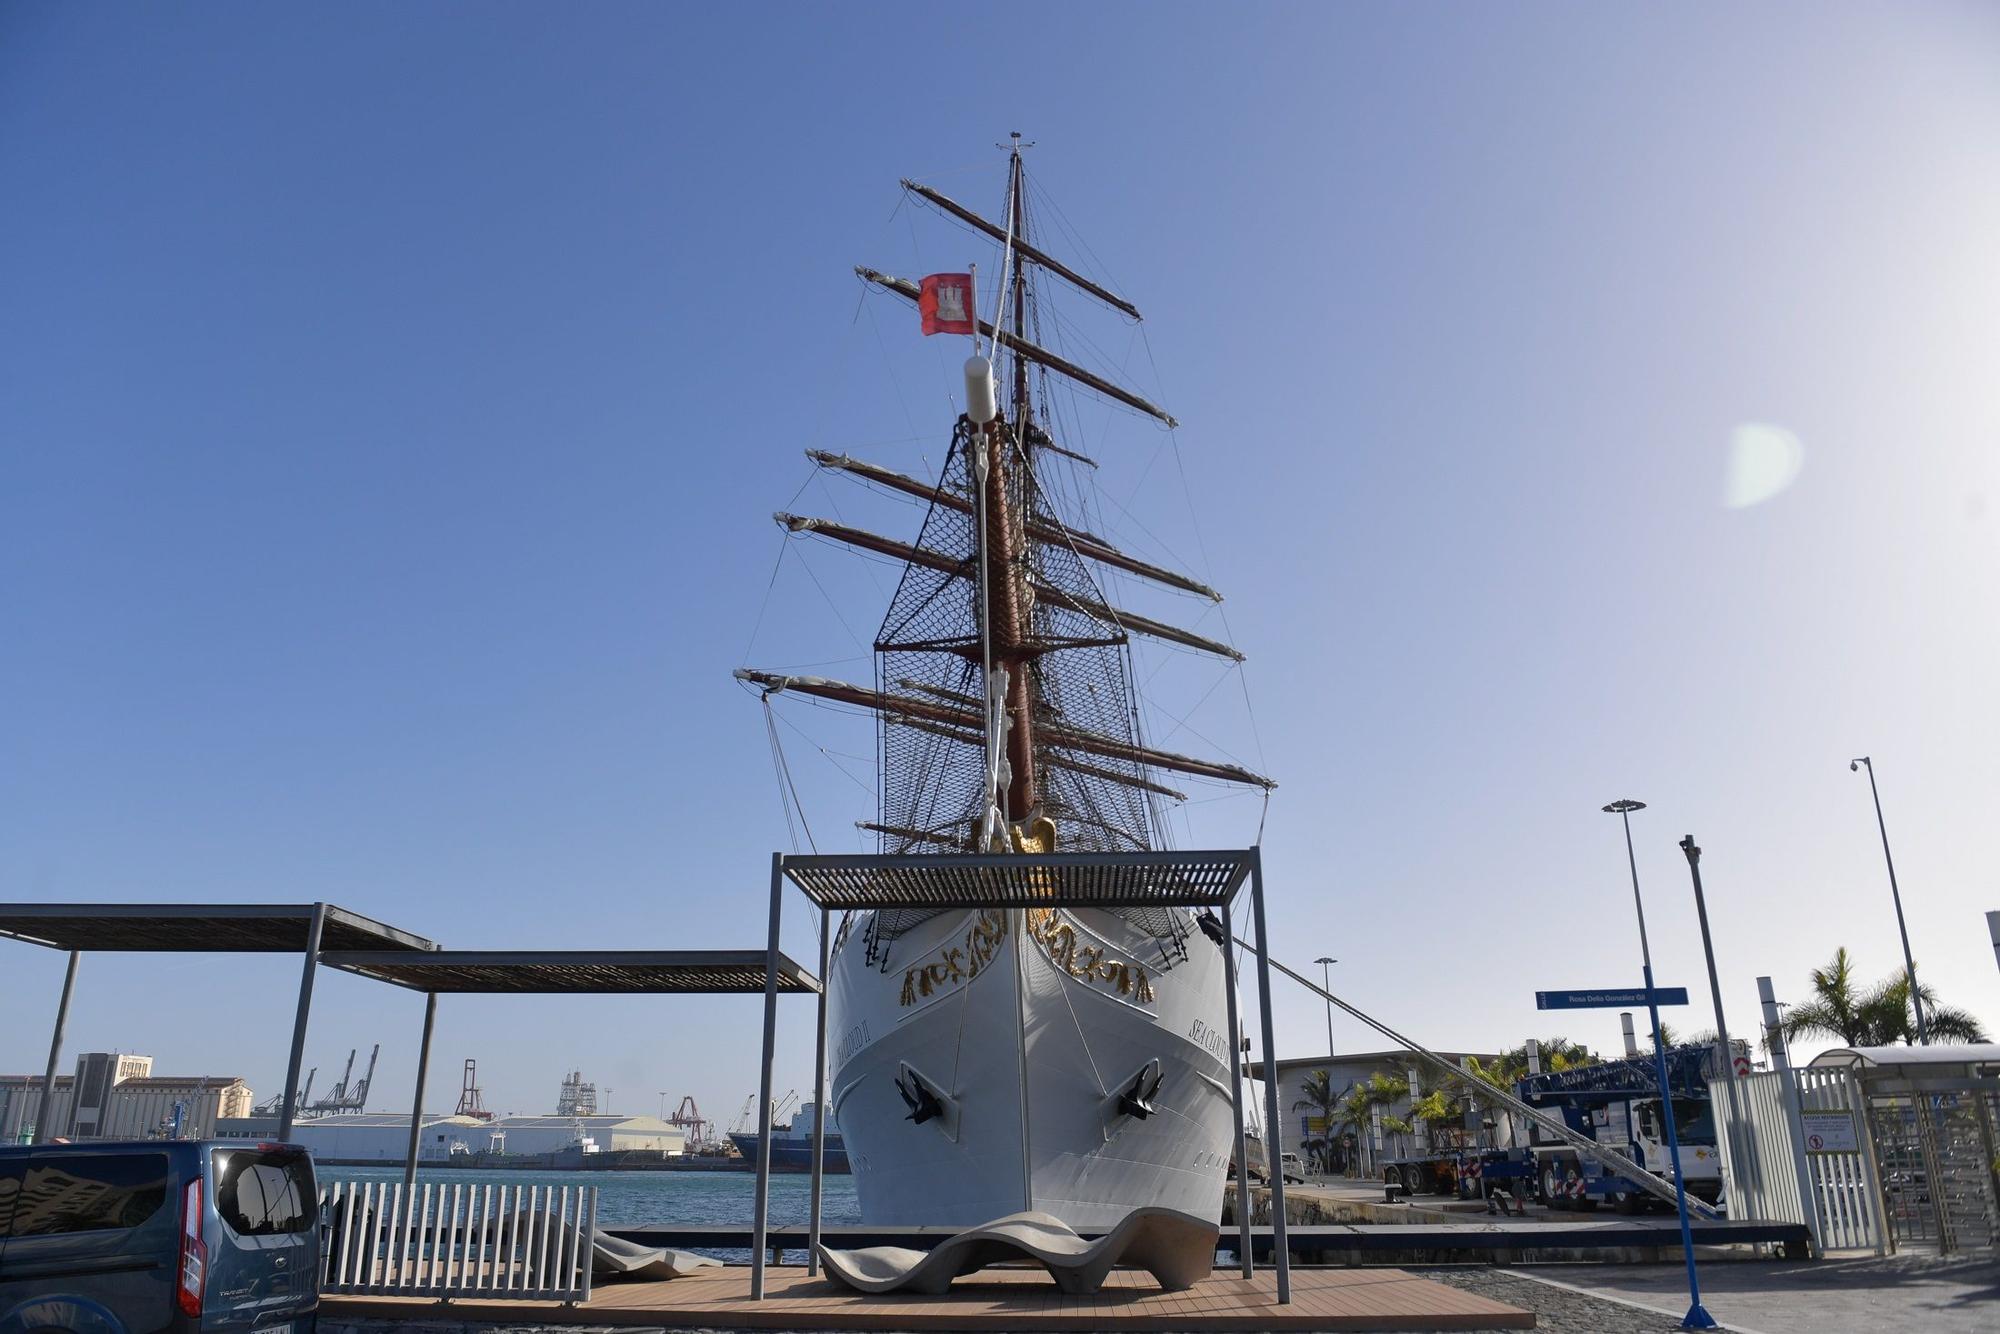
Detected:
[918,273,975,335]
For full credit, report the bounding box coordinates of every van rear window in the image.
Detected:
[5,1154,169,1237]
[214,1147,316,1236]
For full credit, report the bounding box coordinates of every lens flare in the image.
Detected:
[1723,423,1803,508]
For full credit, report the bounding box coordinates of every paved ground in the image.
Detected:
[1288,1175,1617,1224]
[322,1254,2000,1333]
[1497,1254,2000,1334]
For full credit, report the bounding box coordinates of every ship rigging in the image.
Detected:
[735,138,1273,1228]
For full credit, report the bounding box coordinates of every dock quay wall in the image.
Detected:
[1221,1187,1809,1263]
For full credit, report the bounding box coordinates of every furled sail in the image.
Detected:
[745,154,1269,872]
[807,451,1220,602]
[734,669,1273,790]
[774,513,1240,660]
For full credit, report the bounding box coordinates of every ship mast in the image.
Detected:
[739,143,1275,859]
[994,135,1039,828]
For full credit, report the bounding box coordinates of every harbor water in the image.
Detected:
[325,1165,861,1233]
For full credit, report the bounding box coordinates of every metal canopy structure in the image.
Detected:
[751,846,1290,1304]
[1809,1044,2000,1075]
[0,902,434,954]
[321,949,821,995]
[0,902,437,1146]
[303,949,827,1197]
[778,848,1253,910]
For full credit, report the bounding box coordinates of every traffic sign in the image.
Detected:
[1800,1110,1859,1153]
[1535,987,1691,1010]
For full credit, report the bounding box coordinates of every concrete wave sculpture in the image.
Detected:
[591,1231,722,1282]
[817,1207,1217,1296]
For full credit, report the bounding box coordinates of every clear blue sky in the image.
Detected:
[4,3,1997,1127]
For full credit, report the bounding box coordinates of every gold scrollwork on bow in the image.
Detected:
[1025,908,1155,1004]
[899,909,1008,1007]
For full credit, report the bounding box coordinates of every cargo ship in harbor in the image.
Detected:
[727,1101,848,1174]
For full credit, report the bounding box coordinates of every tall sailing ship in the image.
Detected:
[737,140,1274,1229]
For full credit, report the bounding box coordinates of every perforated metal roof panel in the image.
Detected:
[319,949,822,994]
[778,848,1256,910]
[0,903,435,953]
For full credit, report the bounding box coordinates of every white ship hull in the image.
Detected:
[827,904,1237,1230]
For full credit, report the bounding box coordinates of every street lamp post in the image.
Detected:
[1604,798,1714,1331]
[1851,757,1928,1044]
[1313,957,1337,1059]
[1680,836,1746,1217]
[1313,957,1337,1175]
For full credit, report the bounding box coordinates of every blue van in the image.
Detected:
[0,1140,318,1334]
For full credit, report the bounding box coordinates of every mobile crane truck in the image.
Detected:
[1381,1044,1729,1214]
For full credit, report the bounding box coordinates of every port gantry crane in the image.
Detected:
[666,1094,709,1144]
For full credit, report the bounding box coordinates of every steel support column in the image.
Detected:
[807,906,830,1277]
[1248,850,1290,1303]
[403,990,438,1192]
[1854,1077,1894,1255]
[278,902,327,1142]
[33,950,80,1144]
[1220,917,1253,1278]
[750,853,783,1300]
[1681,838,1749,1211]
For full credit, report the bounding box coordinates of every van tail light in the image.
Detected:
[176,1177,207,1317]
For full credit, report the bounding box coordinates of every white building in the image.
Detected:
[1245,1048,1502,1175]
[1,1053,254,1143]
[215,1112,490,1162]
[484,1115,684,1155]
[213,1111,685,1162]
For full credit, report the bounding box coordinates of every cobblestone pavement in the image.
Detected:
[1514,1255,2000,1334]
[1414,1267,1705,1333]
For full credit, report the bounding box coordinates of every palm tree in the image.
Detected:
[1334,1083,1374,1175]
[1361,1071,1411,1159]
[1477,1038,1601,1086]
[1781,948,1869,1046]
[1290,1069,1340,1172]
[1859,973,1988,1045]
[1784,948,1990,1048]
[1445,1045,1589,1149]
[1454,1055,1510,1096]
[1405,1089,1460,1150]
[1364,1071,1410,1105]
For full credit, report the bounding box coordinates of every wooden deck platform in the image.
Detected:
[609,1216,1814,1263]
[322,1264,1534,1330]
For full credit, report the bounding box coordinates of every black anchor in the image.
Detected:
[1118,1068,1165,1120]
[895,1070,944,1125]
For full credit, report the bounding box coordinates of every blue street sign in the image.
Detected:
[1535,987,1690,1010]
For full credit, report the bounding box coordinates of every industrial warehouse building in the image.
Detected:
[212,1111,686,1163]
[480,1115,685,1154]
[0,1053,254,1143]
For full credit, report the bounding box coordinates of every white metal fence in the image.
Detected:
[1795,1067,1890,1253]
[1714,1068,1885,1254]
[321,1180,597,1302]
